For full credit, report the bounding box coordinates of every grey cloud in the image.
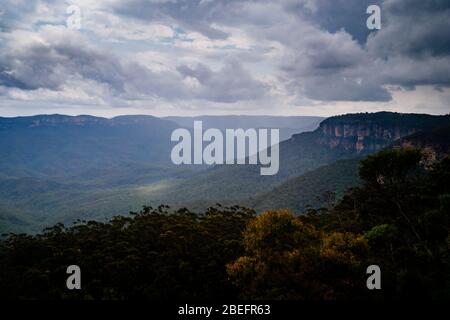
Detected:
[0,0,60,32]
[276,23,391,101]
[113,0,380,43]
[289,75,391,102]
[0,38,190,100]
[385,0,450,15]
[380,56,450,89]
[368,0,450,58]
[177,60,268,102]
[283,0,383,43]
[2,0,450,107]
[361,0,450,91]
[0,0,39,31]
[278,0,450,101]
[279,30,367,77]
[114,0,237,39]
[0,33,267,104]
[0,44,69,90]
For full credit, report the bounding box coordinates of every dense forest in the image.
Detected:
[0,148,449,300]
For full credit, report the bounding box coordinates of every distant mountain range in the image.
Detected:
[165,115,324,142]
[0,112,449,234]
[0,114,321,233]
[0,115,182,180]
[150,112,450,204]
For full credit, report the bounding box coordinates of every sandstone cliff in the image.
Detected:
[315,112,450,154]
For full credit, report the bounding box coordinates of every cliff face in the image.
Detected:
[315,112,450,154]
[318,122,418,153]
[393,125,450,162]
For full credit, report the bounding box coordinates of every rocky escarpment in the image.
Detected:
[393,125,450,164]
[318,122,418,153]
[316,112,450,154]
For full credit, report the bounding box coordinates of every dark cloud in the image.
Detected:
[278,0,450,101]
[0,32,267,103]
[368,0,450,58]
[114,0,236,39]
[386,0,450,15]
[361,0,450,91]
[1,0,449,108]
[0,36,189,99]
[0,44,69,90]
[276,24,391,101]
[380,56,450,89]
[284,0,383,43]
[279,30,366,77]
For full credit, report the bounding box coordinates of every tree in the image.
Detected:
[227,210,368,299]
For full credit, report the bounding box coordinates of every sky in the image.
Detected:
[0,0,449,117]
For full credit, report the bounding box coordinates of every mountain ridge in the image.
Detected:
[1,111,449,233]
[144,112,450,207]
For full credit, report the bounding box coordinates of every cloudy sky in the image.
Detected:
[0,0,449,117]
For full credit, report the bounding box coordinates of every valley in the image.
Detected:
[0,112,449,234]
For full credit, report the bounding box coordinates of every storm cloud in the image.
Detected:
[0,0,449,115]
[0,29,187,99]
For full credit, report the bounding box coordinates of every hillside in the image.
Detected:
[0,114,184,179]
[248,158,362,213]
[0,114,326,233]
[246,115,450,214]
[152,112,450,205]
[1,112,449,234]
[2,148,449,300]
[393,124,450,158]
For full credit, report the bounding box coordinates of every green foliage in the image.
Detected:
[227,210,368,300]
[228,149,450,300]
[250,158,361,213]
[0,148,449,300]
[364,224,398,244]
[359,148,424,186]
[3,112,448,234]
[0,205,255,300]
